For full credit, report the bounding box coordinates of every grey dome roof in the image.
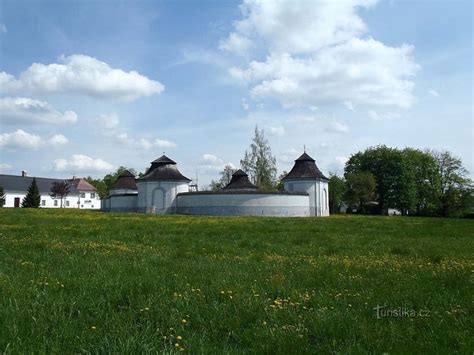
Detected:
[111,170,137,190]
[223,169,257,190]
[282,152,328,181]
[139,155,191,182]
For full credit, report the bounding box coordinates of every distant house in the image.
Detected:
[0,171,100,209]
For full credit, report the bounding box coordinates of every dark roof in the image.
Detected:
[282,152,329,181]
[139,155,191,182]
[223,169,258,190]
[0,174,81,194]
[110,170,137,190]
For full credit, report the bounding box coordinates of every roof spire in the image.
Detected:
[304,144,306,153]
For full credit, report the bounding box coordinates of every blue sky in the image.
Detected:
[0,0,472,186]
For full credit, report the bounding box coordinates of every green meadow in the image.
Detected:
[0,209,472,353]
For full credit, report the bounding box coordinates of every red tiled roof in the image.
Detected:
[70,178,97,191]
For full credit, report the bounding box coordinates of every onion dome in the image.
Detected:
[282,152,328,181]
[111,170,137,190]
[139,155,191,182]
[223,169,258,190]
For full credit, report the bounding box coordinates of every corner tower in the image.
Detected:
[136,155,191,214]
[282,152,329,216]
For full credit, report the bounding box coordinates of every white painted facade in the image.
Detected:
[283,179,330,217]
[2,190,100,209]
[136,180,189,214]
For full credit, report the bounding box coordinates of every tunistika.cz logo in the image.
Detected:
[373,305,430,319]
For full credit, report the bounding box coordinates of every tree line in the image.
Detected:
[329,146,473,217]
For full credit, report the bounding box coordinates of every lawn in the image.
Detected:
[0,209,472,353]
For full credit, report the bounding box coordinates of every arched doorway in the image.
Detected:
[152,188,166,213]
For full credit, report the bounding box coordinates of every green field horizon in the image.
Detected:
[1,209,472,353]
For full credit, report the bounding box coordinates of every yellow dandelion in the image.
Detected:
[175,343,180,347]
[176,336,182,340]
[182,319,187,324]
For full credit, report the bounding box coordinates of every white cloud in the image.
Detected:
[0,163,12,173]
[335,156,348,166]
[429,89,440,97]
[368,110,401,121]
[115,133,176,150]
[97,113,120,129]
[344,101,355,111]
[225,0,377,54]
[53,154,113,172]
[269,126,286,136]
[154,139,176,149]
[219,32,253,54]
[200,154,235,172]
[230,39,418,108]
[0,54,164,101]
[49,134,69,146]
[0,97,78,125]
[223,1,419,110]
[0,24,6,34]
[0,129,69,149]
[327,121,350,133]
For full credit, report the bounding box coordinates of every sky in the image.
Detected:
[0,0,472,187]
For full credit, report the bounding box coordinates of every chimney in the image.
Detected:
[21,170,27,177]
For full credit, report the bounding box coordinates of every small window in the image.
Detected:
[81,205,83,208]
[41,200,46,206]
[80,193,85,198]
[288,183,293,191]
[90,192,95,198]
[54,200,58,207]
[91,205,94,208]
[65,201,70,207]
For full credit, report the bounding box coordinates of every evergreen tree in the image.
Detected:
[22,178,41,208]
[240,126,277,190]
[0,186,5,208]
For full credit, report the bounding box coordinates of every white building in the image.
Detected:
[102,152,330,217]
[0,172,100,209]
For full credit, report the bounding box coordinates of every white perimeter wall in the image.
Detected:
[177,193,310,217]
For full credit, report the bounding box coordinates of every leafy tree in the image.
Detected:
[50,181,71,208]
[345,146,416,214]
[402,148,440,215]
[85,177,108,198]
[22,178,41,208]
[431,150,473,217]
[328,173,345,213]
[209,165,237,191]
[240,126,277,190]
[0,186,4,208]
[344,172,376,213]
[276,171,288,191]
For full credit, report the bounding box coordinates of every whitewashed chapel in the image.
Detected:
[102,151,330,217]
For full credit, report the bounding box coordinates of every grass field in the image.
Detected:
[0,209,473,353]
